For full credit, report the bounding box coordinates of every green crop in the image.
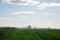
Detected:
[0,27,60,40]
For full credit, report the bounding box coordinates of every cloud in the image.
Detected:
[42,12,51,15]
[37,3,60,9]
[48,3,60,7]
[20,16,27,18]
[2,0,40,5]
[12,11,36,14]
[0,18,13,20]
[37,3,48,9]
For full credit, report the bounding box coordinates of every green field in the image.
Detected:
[0,27,60,40]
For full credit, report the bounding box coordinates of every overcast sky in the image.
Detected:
[0,0,60,28]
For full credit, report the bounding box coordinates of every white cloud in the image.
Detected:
[48,3,60,7]
[20,16,27,18]
[0,18,13,20]
[37,3,48,9]
[2,0,40,5]
[37,3,60,9]
[42,12,51,15]
[12,11,36,14]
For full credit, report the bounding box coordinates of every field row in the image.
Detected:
[0,28,60,40]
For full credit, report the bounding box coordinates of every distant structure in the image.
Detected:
[28,25,31,29]
[48,27,50,29]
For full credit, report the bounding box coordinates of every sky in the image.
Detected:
[0,0,60,28]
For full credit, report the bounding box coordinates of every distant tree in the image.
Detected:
[48,27,50,29]
[28,25,31,29]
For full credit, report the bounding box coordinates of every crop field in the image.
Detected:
[0,27,60,40]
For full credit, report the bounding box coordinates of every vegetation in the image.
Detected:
[0,27,60,40]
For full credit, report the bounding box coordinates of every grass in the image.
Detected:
[0,27,60,40]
